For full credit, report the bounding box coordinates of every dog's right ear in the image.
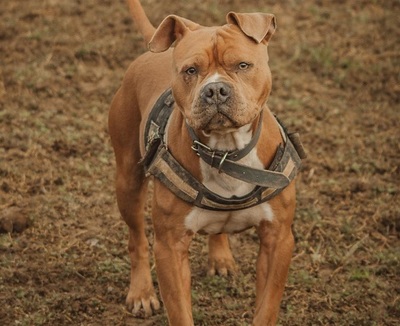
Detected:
[149,15,199,52]
[226,12,276,44]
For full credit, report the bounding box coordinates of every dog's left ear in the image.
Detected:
[149,15,199,52]
[226,12,276,44]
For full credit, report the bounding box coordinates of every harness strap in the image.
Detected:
[141,89,305,211]
[140,89,174,167]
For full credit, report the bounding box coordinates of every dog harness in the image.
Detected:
[141,89,306,211]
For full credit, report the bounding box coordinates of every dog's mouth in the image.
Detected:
[202,112,238,134]
[188,89,258,134]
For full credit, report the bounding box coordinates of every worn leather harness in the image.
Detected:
[140,89,306,211]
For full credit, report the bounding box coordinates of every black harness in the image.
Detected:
[140,89,306,211]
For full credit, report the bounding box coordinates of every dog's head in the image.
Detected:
[149,12,276,134]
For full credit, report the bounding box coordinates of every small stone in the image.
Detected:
[0,207,29,233]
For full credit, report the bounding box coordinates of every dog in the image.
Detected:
[108,0,305,324]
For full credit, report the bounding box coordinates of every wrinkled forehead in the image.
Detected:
[173,24,265,66]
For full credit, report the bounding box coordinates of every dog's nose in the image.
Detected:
[201,82,231,105]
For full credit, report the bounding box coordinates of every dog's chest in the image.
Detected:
[184,131,274,234]
[184,201,274,235]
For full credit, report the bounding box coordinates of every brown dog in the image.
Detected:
[109,0,304,325]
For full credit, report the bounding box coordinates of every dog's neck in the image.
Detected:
[202,139,262,198]
[192,112,262,153]
[193,117,264,197]
[201,123,254,152]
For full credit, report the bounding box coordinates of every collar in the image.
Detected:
[185,111,293,189]
[186,111,263,171]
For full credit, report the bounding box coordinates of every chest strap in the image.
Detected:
[140,89,306,211]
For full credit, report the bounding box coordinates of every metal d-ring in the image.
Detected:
[218,151,229,173]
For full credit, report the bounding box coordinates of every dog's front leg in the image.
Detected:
[253,220,294,325]
[154,230,194,325]
[252,192,296,325]
[152,197,194,325]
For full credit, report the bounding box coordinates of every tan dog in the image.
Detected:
[109,0,304,325]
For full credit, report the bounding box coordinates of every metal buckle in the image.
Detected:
[192,140,229,172]
[210,151,229,173]
[191,140,212,156]
[217,151,229,173]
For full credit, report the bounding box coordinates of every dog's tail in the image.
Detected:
[126,0,156,44]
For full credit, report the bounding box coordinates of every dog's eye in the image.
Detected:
[238,62,250,70]
[185,67,197,75]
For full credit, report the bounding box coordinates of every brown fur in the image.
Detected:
[108,1,296,324]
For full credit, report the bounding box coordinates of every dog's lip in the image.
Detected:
[202,112,238,133]
[202,127,238,137]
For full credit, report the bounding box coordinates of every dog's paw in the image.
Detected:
[207,234,237,276]
[208,256,237,276]
[126,290,160,318]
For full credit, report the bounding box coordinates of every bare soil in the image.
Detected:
[1,0,399,325]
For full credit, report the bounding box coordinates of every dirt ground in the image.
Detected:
[1,0,399,325]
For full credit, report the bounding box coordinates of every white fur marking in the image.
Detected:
[205,73,222,84]
[185,202,274,234]
[184,124,275,234]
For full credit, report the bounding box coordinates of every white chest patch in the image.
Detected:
[185,202,274,234]
[184,124,275,234]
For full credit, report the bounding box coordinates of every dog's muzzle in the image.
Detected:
[201,82,231,105]
[196,82,238,131]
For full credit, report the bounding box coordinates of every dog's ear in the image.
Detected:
[226,12,276,44]
[149,15,199,52]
